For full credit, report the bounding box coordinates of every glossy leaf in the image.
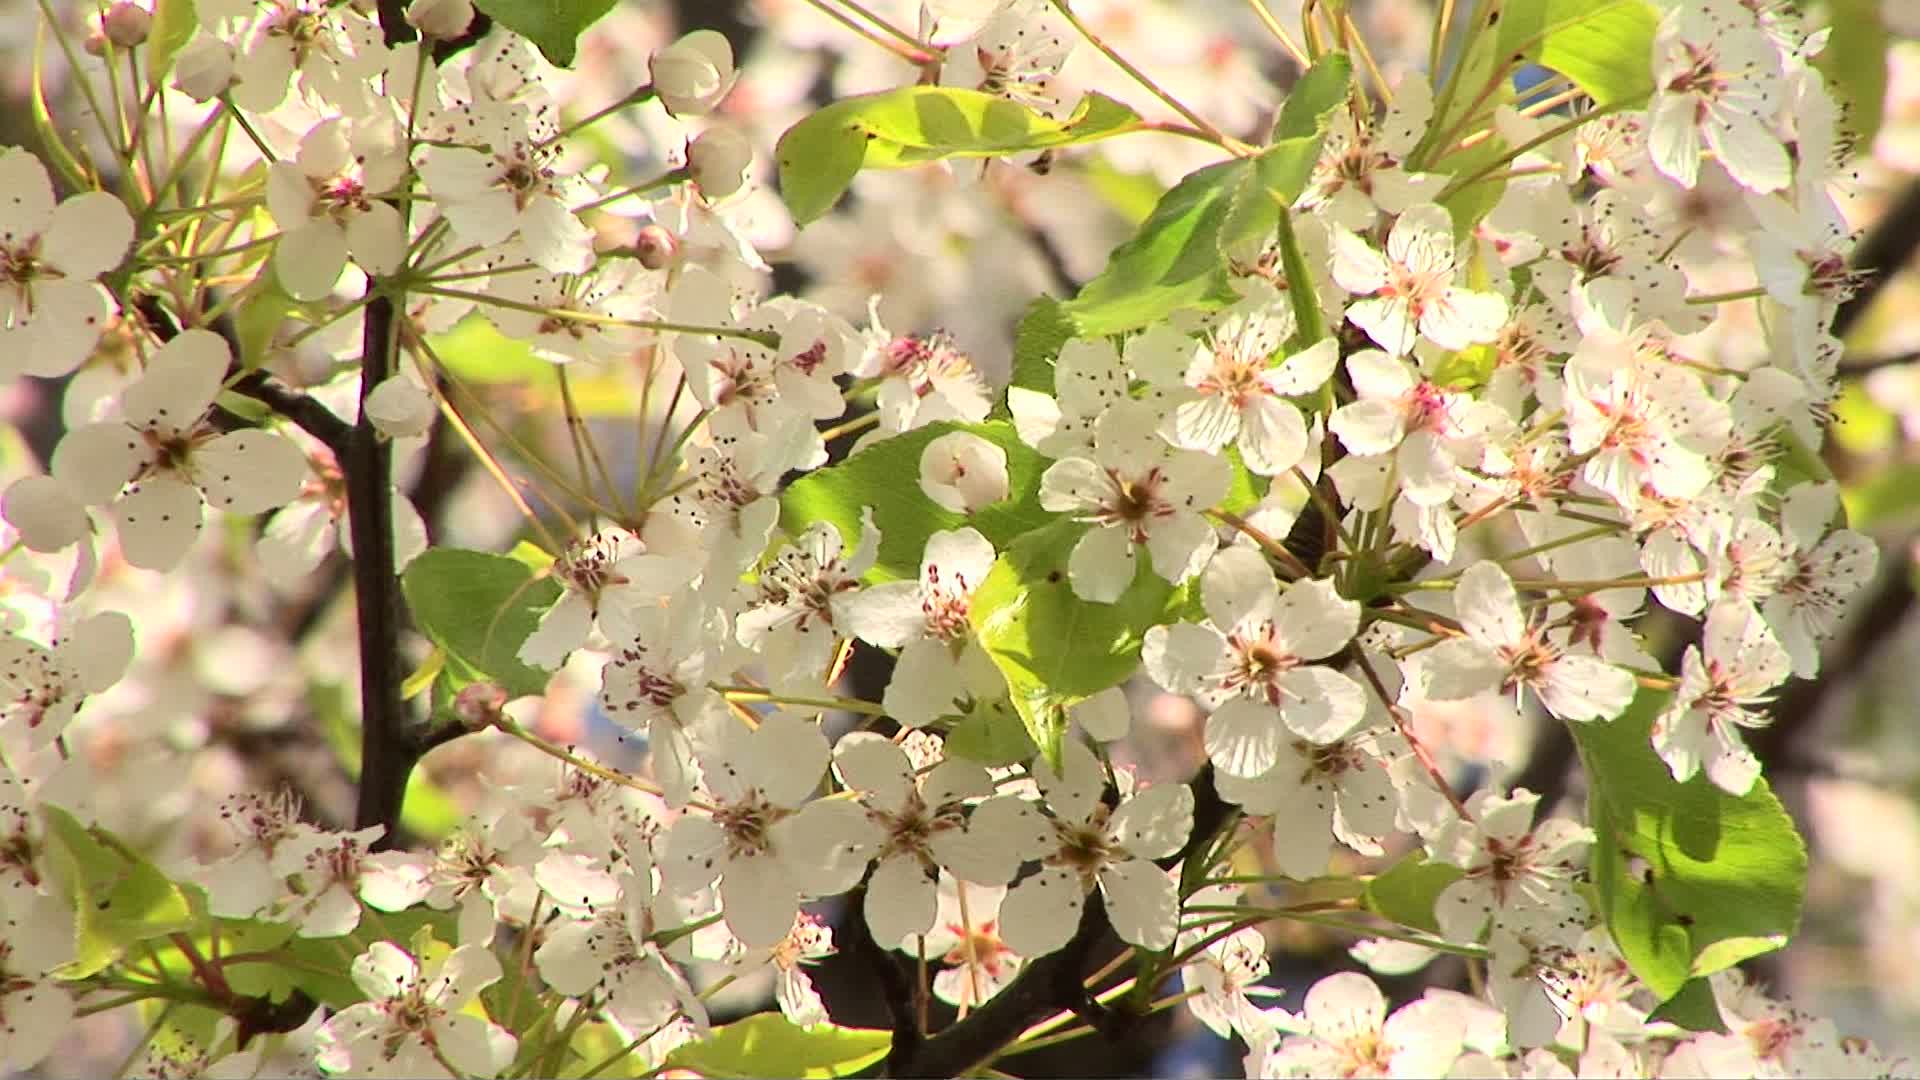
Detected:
[1363,851,1464,935]
[1571,689,1807,1000]
[969,519,1186,767]
[43,806,196,978]
[472,0,617,66]
[1004,296,1076,400]
[400,548,562,697]
[1496,0,1659,107]
[1061,159,1246,335]
[148,0,198,86]
[666,1013,891,1079]
[779,420,1054,582]
[777,88,1140,224]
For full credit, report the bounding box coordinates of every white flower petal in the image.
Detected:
[196,429,309,514]
[867,854,938,950]
[1109,782,1193,859]
[1206,699,1285,778]
[113,476,205,570]
[1098,858,1178,950]
[998,866,1083,958]
[720,852,800,948]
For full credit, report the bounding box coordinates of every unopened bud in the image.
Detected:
[632,223,680,270]
[454,682,509,731]
[406,0,474,41]
[103,2,153,47]
[650,30,737,118]
[686,126,752,200]
[84,27,110,57]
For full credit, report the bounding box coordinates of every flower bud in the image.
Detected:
[686,127,752,200]
[919,431,1010,512]
[102,2,152,47]
[363,375,436,439]
[453,682,508,731]
[406,0,474,40]
[632,223,680,270]
[650,30,736,118]
[173,34,235,102]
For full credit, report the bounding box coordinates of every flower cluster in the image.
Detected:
[0,0,1907,1075]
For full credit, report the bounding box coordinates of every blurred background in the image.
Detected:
[5,0,1920,1075]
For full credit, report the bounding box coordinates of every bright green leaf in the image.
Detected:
[400,548,562,698]
[233,265,300,371]
[776,88,1140,224]
[1061,159,1247,336]
[1003,296,1076,401]
[1571,689,1808,1000]
[1363,852,1465,935]
[1813,0,1887,147]
[1273,52,1354,142]
[944,697,1039,767]
[968,519,1187,768]
[666,1013,891,1079]
[471,0,616,67]
[1497,0,1659,107]
[43,806,196,978]
[147,0,198,86]
[1648,977,1730,1033]
[778,420,1055,583]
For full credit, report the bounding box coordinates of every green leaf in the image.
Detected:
[1814,0,1888,147]
[233,265,299,371]
[42,806,196,978]
[1003,296,1076,401]
[1496,0,1660,107]
[1273,51,1354,142]
[277,907,457,1008]
[778,420,1055,583]
[1363,852,1465,935]
[470,0,616,67]
[968,519,1186,768]
[400,548,562,698]
[666,1013,891,1079]
[1648,977,1730,1033]
[944,697,1039,767]
[776,88,1141,224]
[147,0,197,86]
[1061,159,1247,336]
[1570,689,1808,1001]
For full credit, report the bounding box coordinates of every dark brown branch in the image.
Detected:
[346,293,427,850]
[1835,178,1920,337]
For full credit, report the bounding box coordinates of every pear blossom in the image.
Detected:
[535,864,709,1035]
[480,253,661,365]
[1648,0,1790,194]
[599,604,737,808]
[1421,562,1637,723]
[855,307,994,436]
[842,527,1004,728]
[0,611,134,750]
[0,148,133,379]
[1257,972,1466,1078]
[315,942,516,1078]
[651,30,737,117]
[1297,76,1445,230]
[3,330,309,571]
[1178,887,1282,1055]
[941,0,1073,115]
[1215,726,1405,879]
[1131,304,1338,476]
[266,115,409,301]
[912,876,1024,1008]
[735,515,879,694]
[1652,601,1790,794]
[728,913,836,1028]
[1329,350,1505,507]
[919,431,1009,513]
[1143,549,1365,777]
[268,825,431,937]
[1763,482,1877,677]
[1428,788,1595,943]
[1013,334,1132,458]
[658,714,872,948]
[997,742,1192,956]
[223,0,389,116]
[1330,203,1509,356]
[519,528,692,670]
[0,894,75,1073]
[1562,337,1731,509]
[416,103,596,274]
[827,731,1005,948]
[1038,401,1232,603]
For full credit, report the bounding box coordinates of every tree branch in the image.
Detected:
[345,292,427,850]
